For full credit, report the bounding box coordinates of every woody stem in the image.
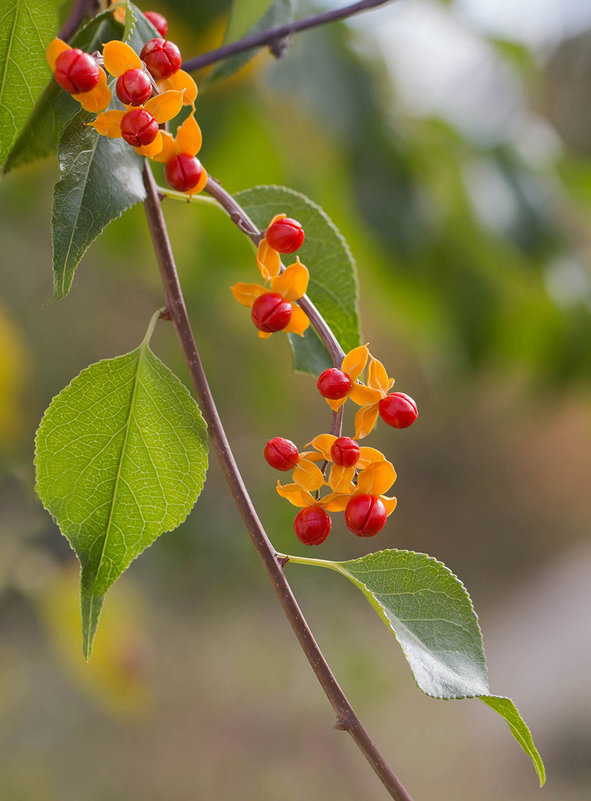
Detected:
[142,161,412,801]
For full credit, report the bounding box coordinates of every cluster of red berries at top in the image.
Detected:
[47,8,207,196]
[241,216,419,546]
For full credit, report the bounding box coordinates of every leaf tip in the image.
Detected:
[81,575,104,662]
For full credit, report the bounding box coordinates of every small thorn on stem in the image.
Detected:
[269,35,291,58]
[159,308,172,321]
[334,716,350,731]
[277,555,290,568]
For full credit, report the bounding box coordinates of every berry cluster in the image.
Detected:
[231,216,309,338]
[265,433,398,545]
[234,215,418,546]
[46,11,207,196]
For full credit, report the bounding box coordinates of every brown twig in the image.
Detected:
[58,0,100,42]
[182,0,395,73]
[204,177,346,367]
[142,162,412,801]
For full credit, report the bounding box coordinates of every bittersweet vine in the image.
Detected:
[0,2,546,799]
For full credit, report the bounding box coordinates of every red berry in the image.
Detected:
[144,11,168,37]
[379,393,418,429]
[251,292,292,333]
[54,49,99,94]
[317,368,352,400]
[120,108,159,147]
[265,217,305,253]
[264,437,299,471]
[116,68,152,106]
[164,154,204,192]
[331,437,360,468]
[294,507,332,546]
[345,495,387,537]
[140,38,181,80]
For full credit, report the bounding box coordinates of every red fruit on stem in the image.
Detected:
[54,49,99,94]
[264,437,299,471]
[294,507,332,546]
[379,392,418,429]
[345,494,387,537]
[116,68,152,106]
[265,217,305,253]
[331,437,360,468]
[140,38,181,80]
[144,11,168,37]
[120,108,159,147]
[251,293,292,333]
[164,154,203,192]
[317,368,352,400]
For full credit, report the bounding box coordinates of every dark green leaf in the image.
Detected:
[3,10,123,173]
[236,185,360,373]
[125,2,161,51]
[35,312,208,658]
[51,112,145,300]
[209,0,294,85]
[0,0,58,165]
[287,549,545,785]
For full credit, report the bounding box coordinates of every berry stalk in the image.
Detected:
[142,161,413,801]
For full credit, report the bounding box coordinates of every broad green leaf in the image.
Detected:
[124,2,161,51]
[51,112,145,300]
[236,185,360,373]
[209,0,295,85]
[35,311,208,658]
[0,0,57,165]
[287,549,545,785]
[3,10,122,173]
[49,4,163,299]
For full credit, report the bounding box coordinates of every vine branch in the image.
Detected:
[182,0,395,73]
[204,177,346,367]
[142,161,412,801]
[59,0,100,41]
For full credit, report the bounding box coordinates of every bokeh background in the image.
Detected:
[1,0,591,798]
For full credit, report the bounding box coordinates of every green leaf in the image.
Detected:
[124,1,161,50]
[51,112,145,300]
[3,10,122,173]
[0,0,58,165]
[35,311,208,658]
[236,185,360,373]
[286,549,545,785]
[209,0,295,85]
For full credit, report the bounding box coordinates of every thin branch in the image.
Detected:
[204,176,346,367]
[142,162,413,801]
[59,0,100,42]
[182,0,395,73]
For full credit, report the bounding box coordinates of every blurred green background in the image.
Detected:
[1,0,591,798]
